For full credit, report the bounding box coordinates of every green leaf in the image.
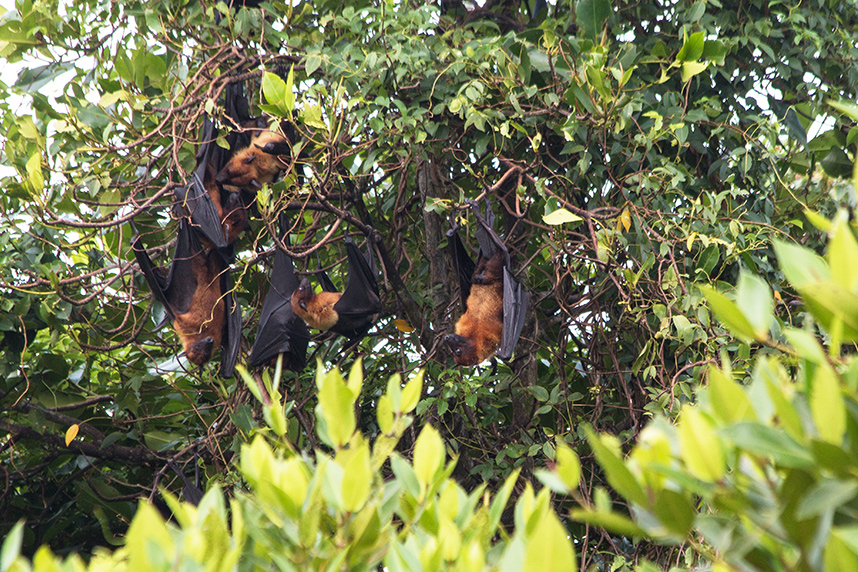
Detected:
[826,527,858,571]
[773,239,831,288]
[316,367,356,449]
[735,272,773,340]
[341,440,372,512]
[575,0,611,41]
[305,53,322,76]
[702,39,729,65]
[0,520,24,572]
[681,61,707,82]
[707,366,755,423]
[555,442,582,490]
[400,369,423,414]
[676,31,705,61]
[543,208,583,226]
[811,365,846,444]
[796,479,858,520]
[524,510,577,572]
[489,469,521,533]
[584,426,648,506]
[413,424,444,499]
[700,286,756,342]
[261,71,293,118]
[678,405,725,482]
[570,507,647,537]
[653,488,695,536]
[828,218,858,292]
[721,423,814,469]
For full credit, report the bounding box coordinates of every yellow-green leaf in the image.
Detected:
[524,510,577,572]
[543,208,582,226]
[413,424,444,499]
[678,405,725,482]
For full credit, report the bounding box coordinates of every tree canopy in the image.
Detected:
[2,0,858,569]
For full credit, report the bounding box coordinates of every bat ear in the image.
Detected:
[243,154,256,164]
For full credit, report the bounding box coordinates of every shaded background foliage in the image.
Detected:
[1,0,857,566]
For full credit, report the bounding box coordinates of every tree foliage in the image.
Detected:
[1,0,858,568]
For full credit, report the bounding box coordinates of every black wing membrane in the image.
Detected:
[446,224,476,311]
[330,236,382,341]
[248,217,310,371]
[499,266,530,360]
[469,199,510,267]
[132,219,202,321]
[174,117,228,250]
[174,83,252,250]
[219,268,242,378]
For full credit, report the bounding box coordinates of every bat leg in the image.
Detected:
[490,358,498,376]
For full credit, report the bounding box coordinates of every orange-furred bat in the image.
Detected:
[289,236,381,342]
[132,219,240,372]
[444,199,529,366]
[214,127,295,190]
[174,83,252,252]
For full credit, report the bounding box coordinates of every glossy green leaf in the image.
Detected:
[413,424,444,498]
[678,405,725,482]
[721,423,814,469]
[707,366,755,423]
[676,31,705,61]
[575,0,611,41]
[523,510,577,572]
[811,365,846,444]
[584,426,648,506]
[735,272,773,340]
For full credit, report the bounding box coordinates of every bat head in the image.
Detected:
[184,336,215,366]
[444,333,479,366]
[291,278,315,311]
[215,130,290,191]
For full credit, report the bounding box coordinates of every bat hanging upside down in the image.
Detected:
[288,236,381,343]
[444,198,529,366]
[445,250,506,366]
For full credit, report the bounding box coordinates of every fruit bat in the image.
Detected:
[131,218,241,376]
[174,83,252,252]
[214,122,297,191]
[290,235,382,343]
[444,199,530,366]
[248,216,310,371]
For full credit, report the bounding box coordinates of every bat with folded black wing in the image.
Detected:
[290,234,382,345]
[131,219,241,377]
[445,199,529,366]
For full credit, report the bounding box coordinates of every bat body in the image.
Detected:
[175,83,252,251]
[248,216,310,371]
[132,219,238,372]
[215,129,294,190]
[445,250,505,366]
[290,237,381,343]
[445,199,529,366]
[291,282,342,331]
